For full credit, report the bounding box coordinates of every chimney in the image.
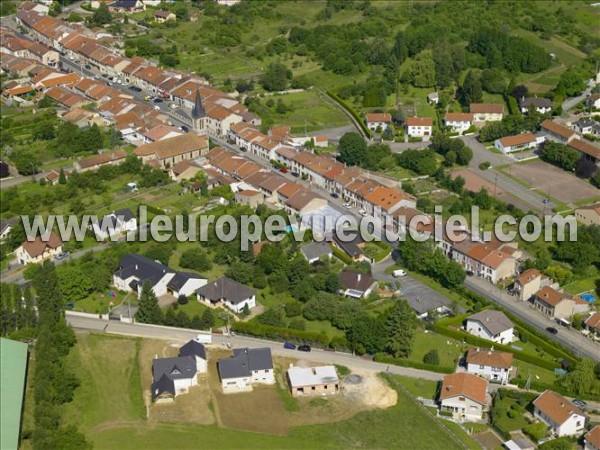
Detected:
[357,273,361,282]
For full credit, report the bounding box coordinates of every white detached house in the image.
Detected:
[465,310,514,344]
[533,390,587,437]
[465,348,513,385]
[439,372,489,421]
[91,208,137,240]
[217,347,274,393]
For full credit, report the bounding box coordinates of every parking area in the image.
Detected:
[507,160,599,204]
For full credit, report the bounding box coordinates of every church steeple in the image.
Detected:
[192,88,204,118]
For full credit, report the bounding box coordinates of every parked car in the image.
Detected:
[359,209,367,216]
[180,125,190,132]
[572,399,587,410]
[283,341,296,350]
[343,203,352,209]
[392,269,407,278]
[291,172,300,178]
[546,327,558,335]
[84,64,91,70]
[55,252,69,261]
[279,166,288,174]
[297,344,311,352]
[153,105,161,111]
[153,98,163,103]
[144,95,152,101]
[330,192,339,199]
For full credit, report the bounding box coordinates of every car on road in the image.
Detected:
[546,327,558,335]
[392,269,407,278]
[101,73,108,78]
[179,125,190,132]
[153,105,161,111]
[359,209,367,216]
[572,399,587,410]
[128,85,141,92]
[84,64,91,70]
[297,344,311,352]
[55,252,69,261]
[466,270,475,276]
[144,95,152,101]
[283,341,296,350]
[153,98,163,103]
[291,172,300,178]
[343,202,352,209]
[330,192,339,199]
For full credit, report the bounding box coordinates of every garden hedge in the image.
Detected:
[231,321,330,347]
[374,353,455,374]
[326,90,372,138]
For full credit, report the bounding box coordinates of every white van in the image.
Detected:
[392,269,407,278]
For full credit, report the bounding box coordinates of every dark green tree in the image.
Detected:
[384,300,418,358]
[135,282,163,324]
[337,132,367,167]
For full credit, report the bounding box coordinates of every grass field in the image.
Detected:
[58,333,468,450]
[264,90,351,133]
[392,375,439,400]
[409,330,465,369]
[563,275,599,296]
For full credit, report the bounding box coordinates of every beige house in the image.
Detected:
[15,233,62,265]
[439,373,489,421]
[513,268,556,302]
[470,104,504,122]
[154,10,176,23]
[575,203,600,226]
[532,286,590,319]
[284,189,327,215]
[287,365,340,397]
[168,160,201,181]
[234,189,263,209]
[74,149,128,172]
[134,134,209,169]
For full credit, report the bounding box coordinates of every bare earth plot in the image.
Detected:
[508,161,600,204]
[473,430,504,450]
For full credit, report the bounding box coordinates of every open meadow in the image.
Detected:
[55,332,471,450]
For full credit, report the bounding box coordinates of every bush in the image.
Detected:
[423,349,440,365]
[285,301,303,317]
[479,161,491,170]
[332,246,352,264]
[523,422,547,442]
[177,294,188,305]
[326,90,371,138]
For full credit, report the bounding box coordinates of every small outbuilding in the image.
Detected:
[287,365,340,397]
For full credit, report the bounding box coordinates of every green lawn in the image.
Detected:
[441,420,482,450]
[491,397,529,433]
[363,242,391,263]
[409,330,465,369]
[392,375,439,400]
[563,276,598,296]
[262,90,351,133]
[512,360,557,385]
[72,291,133,315]
[303,319,345,338]
[176,300,226,327]
[59,333,467,450]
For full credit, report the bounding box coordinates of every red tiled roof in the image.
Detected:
[440,373,487,405]
[533,390,584,426]
[470,103,504,114]
[405,117,433,127]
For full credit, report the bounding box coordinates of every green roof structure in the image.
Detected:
[1,338,29,450]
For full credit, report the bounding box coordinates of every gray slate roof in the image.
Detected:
[114,254,174,288]
[152,373,175,399]
[467,310,514,335]
[168,272,204,292]
[179,339,206,361]
[218,347,272,380]
[196,277,255,305]
[406,295,452,315]
[153,356,197,382]
[300,241,332,261]
[333,234,364,257]
[113,208,135,222]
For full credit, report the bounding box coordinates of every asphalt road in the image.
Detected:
[466,276,600,362]
[460,135,555,213]
[66,314,445,381]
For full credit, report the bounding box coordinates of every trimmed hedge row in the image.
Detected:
[456,287,578,364]
[326,90,372,138]
[374,353,455,374]
[231,321,329,347]
[509,377,600,401]
[432,322,560,371]
[332,246,353,264]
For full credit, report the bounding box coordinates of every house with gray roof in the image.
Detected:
[195,277,256,314]
[167,271,207,299]
[520,97,552,114]
[113,254,175,298]
[179,337,208,373]
[465,310,515,344]
[91,208,137,240]
[151,356,197,403]
[217,347,274,392]
[406,295,458,320]
[300,241,332,264]
[332,233,369,262]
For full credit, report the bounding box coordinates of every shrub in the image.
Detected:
[479,161,491,170]
[523,422,547,442]
[374,353,454,374]
[231,321,329,347]
[177,294,188,305]
[423,349,440,365]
